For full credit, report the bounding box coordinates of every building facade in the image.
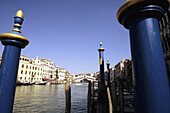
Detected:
[57,68,67,83]
[32,56,58,82]
[159,2,170,85]
[17,55,43,83]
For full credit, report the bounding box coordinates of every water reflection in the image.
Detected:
[71,83,88,113]
[13,85,65,113]
[13,83,88,113]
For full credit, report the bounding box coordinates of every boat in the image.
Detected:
[75,83,82,86]
[35,82,47,85]
[16,81,33,85]
[46,82,51,85]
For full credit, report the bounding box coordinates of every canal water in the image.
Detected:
[13,83,88,113]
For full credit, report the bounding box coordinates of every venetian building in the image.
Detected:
[58,68,67,83]
[159,1,170,84]
[32,56,58,81]
[17,55,43,83]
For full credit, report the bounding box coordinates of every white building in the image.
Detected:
[57,68,67,83]
[17,55,43,83]
[32,56,59,81]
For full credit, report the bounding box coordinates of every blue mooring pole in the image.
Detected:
[98,42,105,86]
[117,1,170,113]
[106,59,111,90]
[0,10,29,113]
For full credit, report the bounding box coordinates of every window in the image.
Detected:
[33,67,34,70]
[29,71,31,75]
[35,67,37,70]
[25,71,27,74]
[38,72,39,75]
[35,72,36,75]
[26,65,28,69]
[21,70,23,74]
[22,65,24,68]
[30,66,31,69]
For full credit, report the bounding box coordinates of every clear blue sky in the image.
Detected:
[0,0,130,74]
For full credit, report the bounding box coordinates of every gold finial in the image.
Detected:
[0,9,29,48]
[12,10,24,33]
[100,42,102,48]
[107,59,110,65]
[15,10,24,18]
[98,42,104,51]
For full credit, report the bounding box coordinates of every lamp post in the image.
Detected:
[0,10,29,112]
[117,0,170,113]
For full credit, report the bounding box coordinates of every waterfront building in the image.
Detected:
[17,55,43,83]
[113,59,127,78]
[65,72,74,82]
[58,68,67,83]
[32,56,59,82]
[0,55,70,84]
[159,2,170,84]
[111,58,132,80]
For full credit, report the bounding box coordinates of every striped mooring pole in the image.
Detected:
[98,42,105,86]
[0,10,29,112]
[117,0,170,113]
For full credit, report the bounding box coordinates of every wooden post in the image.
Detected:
[112,79,117,113]
[107,87,113,113]
[92,81,94,103]
[87,81,91,113]
[65,81,71,113]
[118,80,124,113]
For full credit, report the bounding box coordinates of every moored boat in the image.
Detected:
[35,82,47,85]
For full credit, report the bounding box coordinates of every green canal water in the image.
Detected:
[13,83,88,113]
